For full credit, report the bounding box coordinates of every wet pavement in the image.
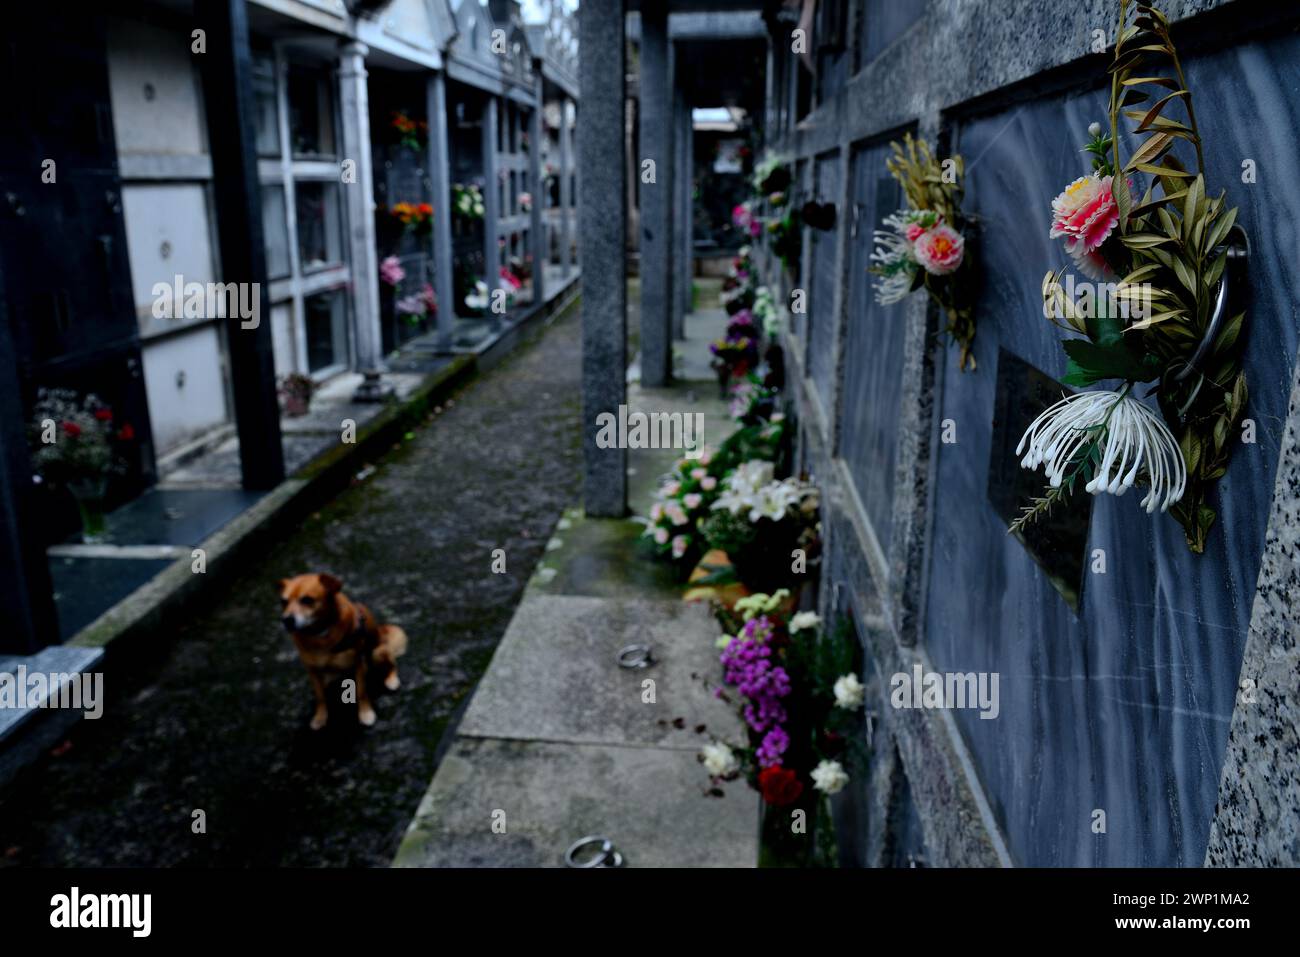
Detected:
[0,304,582,867]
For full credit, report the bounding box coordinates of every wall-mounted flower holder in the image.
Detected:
[868,134,978,371]
[1013,1,1252,554]
[801,200,836,231]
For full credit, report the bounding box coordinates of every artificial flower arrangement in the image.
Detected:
[720,251,756,316]
[390,111,427,152]
[452,183,486,222]
[518,191,533,214]
[389,201,434,235]
[379,255,406,288]
[732,201,763,240]
[752,285,782,337]
[642,446,725,569]
[29,389,133,487]
[767,208,801,275]
[729,373,779,426]
[752,151,791,200]
[701,460,820,594]
[698,603,866,866]
[463,277,490,313]
[395,282,438,327]
[28,389,136,543]
[1012,0,1249,553]
[278,372,315,417]
[869,134,978,370]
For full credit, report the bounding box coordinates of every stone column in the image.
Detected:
[676,81,696,335]
[196,0,284,490]
[482,95,501,308]
[578,0,626,517]
[337,40,384,376]
[529,73,547,304]
[559,96,574,277]
[425,72,455,352]
[638,3,673,386]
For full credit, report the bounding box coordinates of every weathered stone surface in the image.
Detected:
[393,737,756,868]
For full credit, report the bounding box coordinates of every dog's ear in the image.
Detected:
[319,573,344,594]
[276,578,289,595]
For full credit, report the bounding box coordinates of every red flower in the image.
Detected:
[93,407,113,422]
[62,422,82,438]
[117,424,135,441]
[758,766,803,807]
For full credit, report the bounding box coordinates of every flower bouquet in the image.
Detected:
[702,461,819,594]
[641,447,725,572]
[395,282,437,328]
[700,605,866,867]
[452,183,485,223]
[390,111,427,152]
[869,134,978,370]
[1013,1,1249,553]
[728,373,779,427]
[732,201,762,240]
[28,389,134,543]
[752,152,791,199]
[389,201,434,235]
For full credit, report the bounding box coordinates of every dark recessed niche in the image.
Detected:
[986,349,1093,612]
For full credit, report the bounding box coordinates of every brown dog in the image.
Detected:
[278,573,408,730]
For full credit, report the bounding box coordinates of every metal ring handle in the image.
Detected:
[564,836,623,868]
[1174,224,1249,383]
[617,644,654,669]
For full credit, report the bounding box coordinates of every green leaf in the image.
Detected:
[1119,232,1172,248]
[1114,174,1132,230]
[1062,338,1152,383]
[1204,205,1238,255]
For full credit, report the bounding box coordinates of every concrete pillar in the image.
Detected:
[0,304,59,651]
[674,80,693,331]
[671,73,686,340]
[482,95,501,306]
[197,0,284,491]
[638,4,673,386]
[426,72,454,352]
[578,0,626,517]
[529,73,547,304]
[337,40,383,374]
[559,96,574,277]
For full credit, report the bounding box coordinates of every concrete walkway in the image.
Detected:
[393,306,758,868]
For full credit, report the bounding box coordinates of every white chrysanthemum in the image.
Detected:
[833,673,865,710]
[790,611,821,633]
[701,742,738,777]
[1016,389,1186,514]
[811,759,850,795]
[870,232,916,305]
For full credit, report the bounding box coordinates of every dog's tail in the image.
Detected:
[373,624,408,664]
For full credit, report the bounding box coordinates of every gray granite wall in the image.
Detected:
[765,0,1299,866]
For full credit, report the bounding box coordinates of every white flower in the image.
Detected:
[701,475,717,491]
[811,759,849,795]
[748,484,792,522]
[690,468,707,480]
[653,527,669,545]
[729,460,775,496]
[1088,121,1103,138]
[1016,389,1186,513]
[790,611,821,633]
[666,504,689,526]
[833,673,865,710]
[701,742,738,777]
[682,493,703,510]
[671,535,689,559]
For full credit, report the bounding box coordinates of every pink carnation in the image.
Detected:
[913,224,965,275]
[1049,173,1120,277]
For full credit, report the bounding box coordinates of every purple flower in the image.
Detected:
[756,727,790,767]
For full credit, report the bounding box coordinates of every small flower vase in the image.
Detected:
[68,477,109,544]
[283,394,310,417]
